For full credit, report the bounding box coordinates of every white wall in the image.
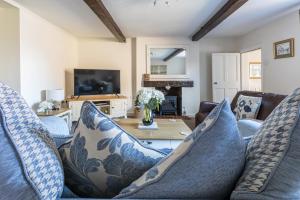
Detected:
[238,11,300,95]
[198,37,239,101]
[0,6,20,92]
[75,38,133,108]
[19,9,78,108]
[1,0,78,108]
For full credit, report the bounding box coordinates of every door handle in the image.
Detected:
[213,82,218,85]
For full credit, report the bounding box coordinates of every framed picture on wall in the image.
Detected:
[249,62,261,79]
[273,38,295,59]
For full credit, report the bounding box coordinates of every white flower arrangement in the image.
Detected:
[135,88,165,110]
[37,101,54,113]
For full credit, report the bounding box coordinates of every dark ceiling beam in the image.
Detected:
[192,0,248,41]
[84,0,126,43]
[163,48,185,62]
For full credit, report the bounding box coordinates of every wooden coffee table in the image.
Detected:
[115,118,192,149]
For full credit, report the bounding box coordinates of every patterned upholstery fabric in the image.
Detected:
[116,100,246,199]
[59,101,166,198]
[234,95,262,120]
[231,88,300,199]
[0,82,64,200]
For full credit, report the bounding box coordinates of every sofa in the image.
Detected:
[195,91,286,138]
[195,90,287,127]
[3,81,300,200]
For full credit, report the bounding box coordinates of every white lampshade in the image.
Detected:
[46,89,65,102]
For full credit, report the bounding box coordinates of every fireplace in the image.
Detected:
[155,87,182,116]
[142,79,193,116]
[160,96,178,115]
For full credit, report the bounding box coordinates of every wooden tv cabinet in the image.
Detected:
[67,95,127,122]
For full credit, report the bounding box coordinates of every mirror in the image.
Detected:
[149,48,186,75]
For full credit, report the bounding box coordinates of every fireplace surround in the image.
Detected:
[142,80,193,116]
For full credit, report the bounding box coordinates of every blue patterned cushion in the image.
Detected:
[116,100,246,199]
[0,82,64,199]
[231,88,300,199]
[234,95,262,120]
[59,101,166,198]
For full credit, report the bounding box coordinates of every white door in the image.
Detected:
[212,53,241,103]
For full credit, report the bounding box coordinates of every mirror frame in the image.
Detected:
[146,44,189,79]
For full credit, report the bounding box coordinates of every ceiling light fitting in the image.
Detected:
[153,0,177,7]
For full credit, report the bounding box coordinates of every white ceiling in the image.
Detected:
[102,0,227,37]
[13,0,113,37]
[12,0,300,39]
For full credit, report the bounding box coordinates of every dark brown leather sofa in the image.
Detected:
[195,91,287,127]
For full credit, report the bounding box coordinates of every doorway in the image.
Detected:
[241,49,262,92]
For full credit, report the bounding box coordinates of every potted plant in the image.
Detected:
[135,88,165,126]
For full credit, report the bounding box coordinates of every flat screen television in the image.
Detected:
[74,69,120,96]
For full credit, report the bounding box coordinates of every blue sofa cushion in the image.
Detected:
[0,82,64,199]
[116,100,246,199]
[237,119,262,138]
[59,101,166,198]
[231,88,300,199]
[40,116,70,136]
[40,116,72,148]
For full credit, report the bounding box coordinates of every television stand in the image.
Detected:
[67,95,127,122]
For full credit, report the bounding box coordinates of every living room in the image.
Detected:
[1,0,300,199]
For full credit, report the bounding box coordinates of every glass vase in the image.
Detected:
[142,107,153,126]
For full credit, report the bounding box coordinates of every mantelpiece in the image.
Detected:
[142,80,194,87]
